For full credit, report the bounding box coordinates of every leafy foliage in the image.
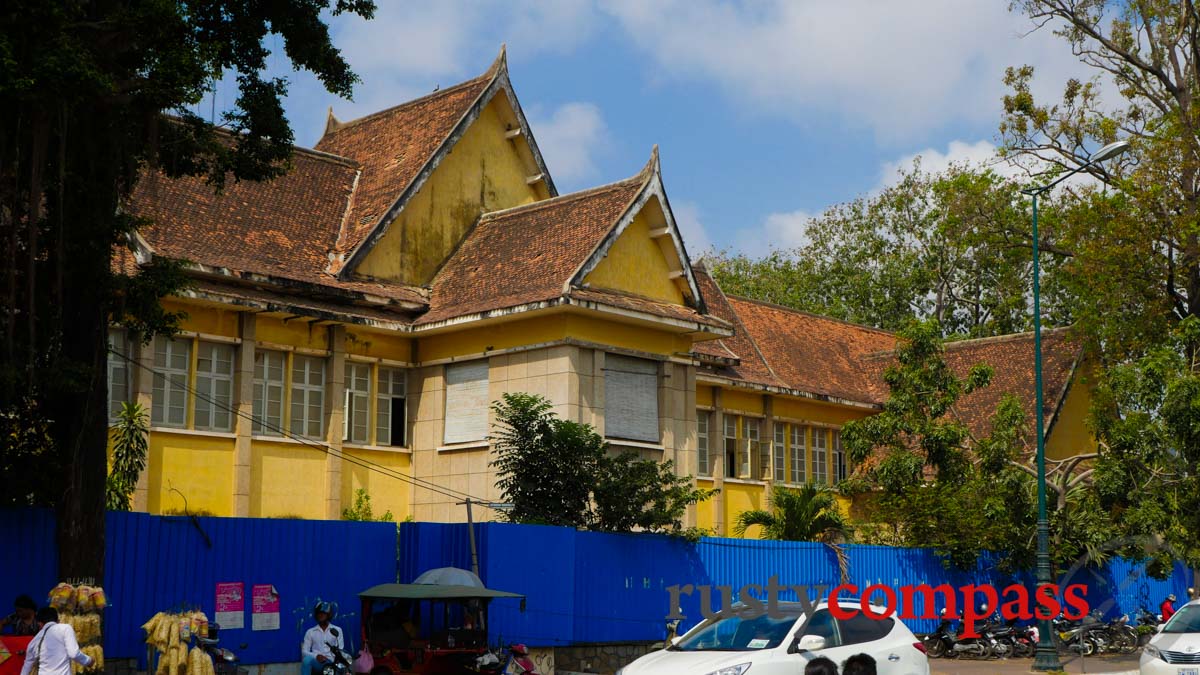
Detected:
[490,393,713,534]
[341,488,394,523]
[106,402,149,511]
[733,484,849,543]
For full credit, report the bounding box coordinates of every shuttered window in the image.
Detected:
[790,425,805,484]
[152,337,191,428]
[604,354,659,443]
[697,411,710,476]
[344,362,371,444]
[107,329,131,424]
[253,350,285,435]
[290,355,326,438]
[194,342,235,431]
[724,415,738,478]
[742,417,757,478]
[773,423,786,481]
[444,360,489,444]
[377,367,407,447]
[832,429,847,482]
[812,427,828,484]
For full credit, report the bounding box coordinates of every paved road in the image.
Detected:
[929,653,1140,674]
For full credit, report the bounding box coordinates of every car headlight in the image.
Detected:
[1144,644,1162,661]
[702,664,751,675]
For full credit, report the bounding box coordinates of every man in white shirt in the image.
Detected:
[19,608,94,675]
[301,602,343,675]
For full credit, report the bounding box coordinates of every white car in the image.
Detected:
[616,598,930,675]
[1142,599,1200,675]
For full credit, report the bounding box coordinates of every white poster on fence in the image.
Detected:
[215,582,245,630]
[251,584,280,631]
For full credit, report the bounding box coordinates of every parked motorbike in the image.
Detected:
[988,618,1035,658]
[472,644,540,675]
[1102,614,1138,654]
[198,623,243,675]
[1052,613,1104,656]
[922,610,993,659]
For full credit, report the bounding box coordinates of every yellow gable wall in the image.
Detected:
[582,197,686,305]
[355,94,548,286]
[1046,373,1095,461]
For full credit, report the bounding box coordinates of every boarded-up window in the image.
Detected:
[444,360,489,444]
[604,354,659,443]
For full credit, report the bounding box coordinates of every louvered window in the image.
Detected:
[603,354,659,443]
[444,360,489,444]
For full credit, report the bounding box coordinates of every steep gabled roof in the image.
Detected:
[128,148,427,309]
[691,265,787,389]
[315,46,557,277]
[728,297,899,404]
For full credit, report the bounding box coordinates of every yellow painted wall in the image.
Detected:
[723,482,767,539]
[166,300,239,338]
[346,328,414,362]
[257,316,330,352]
[147,431,235,516]
[721,389,764,415]
[1047,375,1095,461]
[774,396,871,426]
[565,313,692,357]
[696,478,716,531]
[697,385,714,408]
[356,95,548,286]
[583,198,685,305]
[250,440,327,519]
[341,449,412,521]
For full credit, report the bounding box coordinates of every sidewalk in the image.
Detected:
[930,653,1140,674]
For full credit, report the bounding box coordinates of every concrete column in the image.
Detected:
[711,387,725,536]
[232,313,256,517]
[131,336,155,512]
[325,325,346,520]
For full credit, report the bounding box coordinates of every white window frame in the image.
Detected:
[812,427,828,485]
[444,360,489,445]
[290,355,327,439]
[152,337,191,428]
[790,425,805,484]
[741,417,757,478]
[723,415,738,478]
[376,367,407,447]
[773,423,786,482]
[253,350,286,436]
[107,329,131,424]
[832,429,847,482]
[697,411,710,477]
[344,361,371,444]
[194,341,235,432]
[603,354,660,443]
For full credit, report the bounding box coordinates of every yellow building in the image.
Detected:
[112,48,1089,533]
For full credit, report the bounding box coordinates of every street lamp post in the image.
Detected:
[1020,140,1129,672]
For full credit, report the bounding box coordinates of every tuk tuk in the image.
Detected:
[358,577,524,675]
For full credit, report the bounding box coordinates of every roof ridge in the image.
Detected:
[320,74,491,137]
[291,144,361,169]
[727,295,898,337]
[479,174,645,221]
[944,326,1073,349]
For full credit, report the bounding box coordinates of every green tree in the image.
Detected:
[0,0,375,578]
[708,165,1069,338]
[490,393,603,528]
[732,484,849,543]
[490,392,713,533]
[341,488,394,523]
[106,402,149,511]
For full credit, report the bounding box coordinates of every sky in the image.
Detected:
[204,1,1100,258]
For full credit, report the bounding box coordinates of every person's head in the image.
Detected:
[842,653,877,675]
[313,601,334,627]
[1168,594,1177,603]
[13,595,35,621]
[35,607,58,624]
[804,656,838,675]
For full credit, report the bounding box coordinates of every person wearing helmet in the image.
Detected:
[1162,594,1178,622]
[301,602,344,675]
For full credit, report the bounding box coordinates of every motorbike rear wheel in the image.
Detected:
[925,638,946,659]
[1077,637,1097,657]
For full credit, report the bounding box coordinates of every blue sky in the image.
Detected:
[205,1,1094,257]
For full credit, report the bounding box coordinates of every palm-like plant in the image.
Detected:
[733,484,850,543]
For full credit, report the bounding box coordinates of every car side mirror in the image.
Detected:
[789,634,826,654]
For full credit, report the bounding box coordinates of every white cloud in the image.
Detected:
[671,201,713,256]
[732,208,818,257]
[877,139,1020,188]
[528,102,609,185]
[602,0,1095,141]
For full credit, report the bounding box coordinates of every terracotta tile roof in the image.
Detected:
[128,149,427,308]
[313,69,495,264]
[567,287,728,329]
[728,296,899,403]
[185,278,419,327]
[417,176,646,325]
[691,266,787,388]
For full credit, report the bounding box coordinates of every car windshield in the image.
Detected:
[1163,606,1200,633]
[672,607,801,652]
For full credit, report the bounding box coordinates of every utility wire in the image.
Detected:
[109,348,508,512]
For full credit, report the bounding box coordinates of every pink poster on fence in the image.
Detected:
[251,584,280,631]
[215,582,245,630]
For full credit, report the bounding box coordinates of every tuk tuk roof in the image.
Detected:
[358,583,525,600]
